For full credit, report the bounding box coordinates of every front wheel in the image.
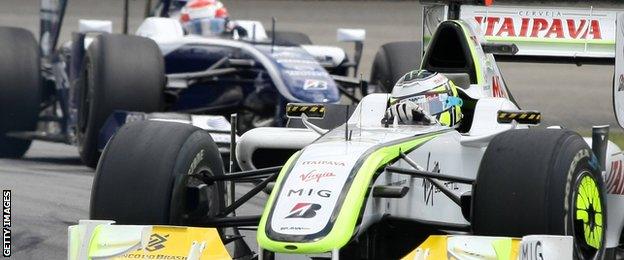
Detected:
[472,129,606,260]
[90,120,226,225]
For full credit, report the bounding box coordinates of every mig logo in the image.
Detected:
[145,233,169,252]
[286,203,321,219]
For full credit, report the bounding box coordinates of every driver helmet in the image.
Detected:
[391,70,463,127]
[179,0,229,36]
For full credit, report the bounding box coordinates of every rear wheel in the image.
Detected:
[0,27,41,158]
[90,120,226,225]
[77,34,164,168]
[473,129,606,260]
[369,41,421,93]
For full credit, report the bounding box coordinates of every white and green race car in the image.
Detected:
[71,1,624,259]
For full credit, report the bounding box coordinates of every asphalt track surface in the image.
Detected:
[0,0,622,259]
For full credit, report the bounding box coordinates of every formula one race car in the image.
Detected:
[76,1,624,259]
[0,0,364,167]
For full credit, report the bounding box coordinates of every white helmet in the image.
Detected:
[391,70,463,126]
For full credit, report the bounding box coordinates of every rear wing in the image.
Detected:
[421,1,621,58]
[420,1,624,129]
[614,12,624,128]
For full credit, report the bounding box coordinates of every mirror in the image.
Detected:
[337,28,366,42]
[78,19,113,34]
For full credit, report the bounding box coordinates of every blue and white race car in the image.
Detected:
[0,0,365,167]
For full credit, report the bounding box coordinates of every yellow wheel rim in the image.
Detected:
[575,174,603,249]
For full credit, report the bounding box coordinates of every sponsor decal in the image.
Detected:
[286,203,321,219]
[299,170,336,183]
[2,190,10,257]
[276,59,318,65]
[284,70,328,77]
[121,254,185,259]
[491,75,506,98]
[145,233,169,252]
[520,240,543,260]
[303,79,329,90]
[469,35,480,47]
[301,160,345,166]
[619,74,624,92]
[187,150,204,175]
[474,15,603,40]
[271,51,298,59]
[124,113,147,124]
[606,159,624,195]
[422,154,458,206]
[287,189,331,198]
[279,226,310,231]
[388,179,407,186]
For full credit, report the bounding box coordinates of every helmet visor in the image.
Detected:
[404,88,462,116]
[185,17,226,36]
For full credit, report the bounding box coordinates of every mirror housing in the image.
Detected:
[337,28,366,43]
[78,19,113,34]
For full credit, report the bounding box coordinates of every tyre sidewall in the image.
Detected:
[77,34,164,167]
[0,27,41,157]
[369,41,422,93]
[169,131,226,225]
[370,48,391,92]
[91,121,225,225]
[551,141,606,259]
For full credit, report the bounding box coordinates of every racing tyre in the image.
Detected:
[0,27,41,158]
[90,120,226,225]
[473,129,606,260]
[369,41,421,93]
[269,31,313,46]
[77,34,164,168]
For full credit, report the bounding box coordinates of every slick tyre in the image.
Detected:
[369,41,421,93]
[0,27,41,158]
[90,121,226,225]
[473,129,606,260]
[77,34,164,168]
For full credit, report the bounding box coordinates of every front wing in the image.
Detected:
[402,235,573,260]
[67,220,231,260]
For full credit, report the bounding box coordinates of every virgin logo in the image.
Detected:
[300,170,336,183]
[474,16,602,40]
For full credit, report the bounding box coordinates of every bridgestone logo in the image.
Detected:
[2,190,10,257]
[187,150,204,175]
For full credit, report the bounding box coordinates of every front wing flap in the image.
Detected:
[68,220,231,260]
[402,235,573,260]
